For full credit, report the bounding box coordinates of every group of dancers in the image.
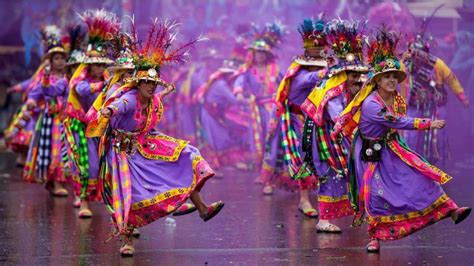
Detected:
[3,8,471,256]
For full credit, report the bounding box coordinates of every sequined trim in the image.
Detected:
[367,193,451,223]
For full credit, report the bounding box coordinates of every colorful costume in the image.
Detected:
[232,21,285,165]
[197,59,251,171]
[86,19,216,236]
[259,18,328,192]
[4,68,47,155]
[65,10,119,202]
[301,19,368,220]
[23,26,68,188]
[333,30,466,242]
[403,48,468,163]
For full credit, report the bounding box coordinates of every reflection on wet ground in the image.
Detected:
[0,152,473,265]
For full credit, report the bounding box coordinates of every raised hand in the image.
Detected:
[430,120,446,129]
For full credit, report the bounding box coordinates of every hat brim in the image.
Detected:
[66,62,81,67]
[218,67,238,73]
[329,65,369,77]
[124,76,167,87]
[107,66,135,72]
[370,69,406,84]
[247,46,273,53]
[42,48,67,61]
[294,56,327,67]
[83,57,113,64]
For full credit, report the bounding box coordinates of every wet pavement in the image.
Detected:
[0,151,473,265]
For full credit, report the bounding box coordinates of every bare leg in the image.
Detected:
[78,199,93,218]
[298,189,315,210]
[189,191,208,215]
[54,181,66,191]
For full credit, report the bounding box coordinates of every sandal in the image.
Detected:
[51,188,69,197]
[298,207,319,218]
[366,239,380,253]
[120,243,135,257]
[78,208,93,219]
[132,228,140,238]
[262,185,273,195]
[72,196,81,208]
[173,203,197,216]
[200,201,225,222]
[316,222,341,234]
[235,162,250,171]
[452,207,471,224]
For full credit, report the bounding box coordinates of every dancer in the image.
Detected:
[65,9,119,218]
[87,18,224,256]
[301,19,368,232]
[402,29,469,164]
[258,17,329,219]
[333,29,471,253]
[23,25,69,196]
[233,20,285,170]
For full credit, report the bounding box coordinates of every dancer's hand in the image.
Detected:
[430,120,446,129]
[100,107,112,118]
[26,99,36,110]
[462,99,470,108]
[236,93,245,102]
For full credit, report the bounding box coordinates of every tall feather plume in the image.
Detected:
[129,17,205,70]
[298,12,327,46]
[40,25,63,52]
[368,26,401,71]
[78,9,120,46]
[65,22,87,53]
[325,18,366,59]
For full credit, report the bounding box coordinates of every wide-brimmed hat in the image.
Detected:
[41,25,68,61]
[247,20,287,53]
[123,18,204,87]
[79,9,120,65]
[325,19,369,76]
[367,30,406,84]
[295,15,328,67]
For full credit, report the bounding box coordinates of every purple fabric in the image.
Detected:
[288,69,321,106]
[107,89,211,205]
[353,92,445,216]
[233,68,282,154]
[27,77,68,102]
[311,91,351,201]
[75,79,99,113]
[405,106,448,165]
[106,83,122,99]
[262,68,320,188]
[18,78,32,93]
[176,67,207,142]
[200,76,244,151]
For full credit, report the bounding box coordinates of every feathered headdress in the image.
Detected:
[108,32,135,71]
[367,28,406,83]
[298,13,328,49]
[41,25,68,61]
[248,20,287,52]
[326,18,368,76]
[410,4,444,52]
[330,28,407,138]
[294,13,328,67]
[79,9,120,64]
[65,22,87,66]
[125,17,205,85]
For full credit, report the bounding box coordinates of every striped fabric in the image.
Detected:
[280,100,311,180]
[111,150,132,234]
[37,112,53,182]
[249,98,263,160]
[70,118,90,198]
